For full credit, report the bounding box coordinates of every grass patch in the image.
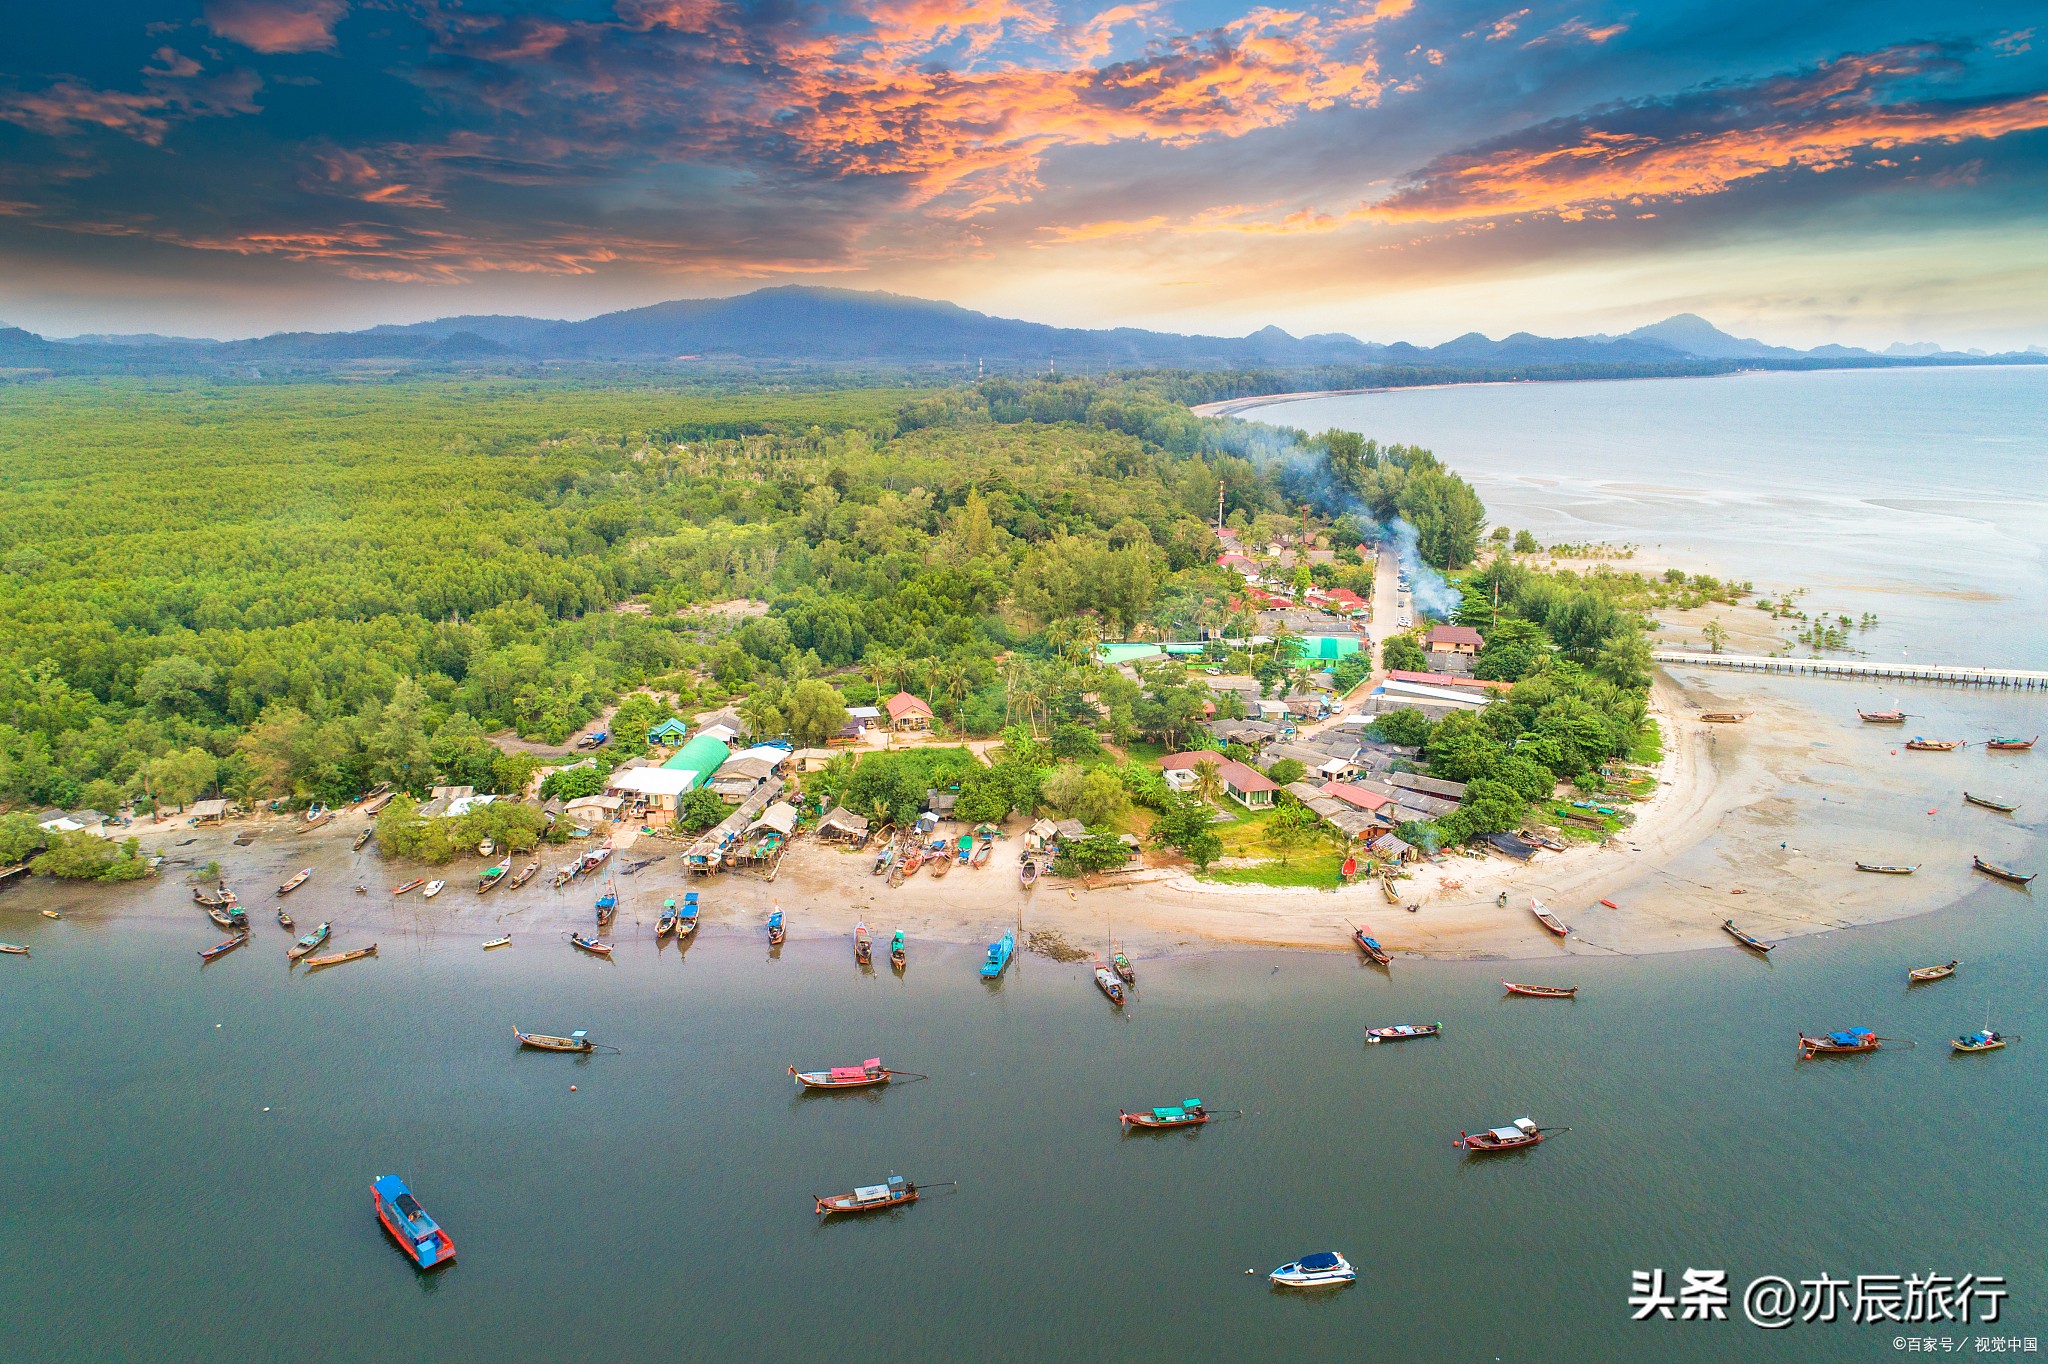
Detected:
[1629,720,1664,766]
[1197,854,1347,888]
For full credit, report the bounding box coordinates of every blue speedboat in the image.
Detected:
[371,1174,455,1270]
[980,930,1014,980]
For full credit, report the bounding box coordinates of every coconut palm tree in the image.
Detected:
[1192,757,1225,808]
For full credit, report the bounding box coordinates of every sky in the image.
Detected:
[1,0,2044,347]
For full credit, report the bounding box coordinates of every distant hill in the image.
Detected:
[1,287,2037,374]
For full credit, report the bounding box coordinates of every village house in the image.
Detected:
[646,717,691,748]
[1158,751,1278,810]
[1425,624,1486,658]
[884,691,934,732]
[604,767,695,824]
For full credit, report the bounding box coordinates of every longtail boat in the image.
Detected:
[1455,1117,1553,1153]
[1854,862,1919,874]
[929,846,952,879]
[482,935,511,950]
[1698,712,1748,724]
[980,931,1014,979]
[1953,1029,2007,1054]
[1973,856,2036,885]
[1858,709,1907,723]
[569,933,612,957]
[581,845,612,873]
[678,891,699,940]
[305,943,377,969]
[1798,1028,1881,1058]
[1986,735,2038,751]
[206,904,247,931]
[595,889,616,928]
[1722,919,1774,953]
[0,944,28,956]
[969,839,991,868]
[956,834,973,865]
[193,885,239,909]
[1365,1022,1441,1043]
[1904,738,1963,752]
[551,866,575,889]
[1381,876,1401,905]
[657,899,678,940]
[287,921,332,961]
[1907,960,1959,983]
[789,1057,890,1090]
[814,1174,920,1217]
[890,930,906,972]
[854,922,873,967]
[508,860,540,889]
[1018,858,1037,889]
[1964,792,2019,814]
[1111,941,1135,985]
[767,907,786,946]
[371,1174,455,1271]
[1502,980,1577,998]
[1352,926,1391,965]
[277,868,311,896]
[277,907,293,930]
[391,878,427,895]
[1094,963,1126,1006]
[302,805,335,829]
[352,827,374,852]
[1269,1252,1355,1288]
[1529,898,1569,938]
[477,863,509,894]
[872,843,896,877]
[1120,1099,1207,1130]
[198,933,248,961]
[515,1028,593,1052]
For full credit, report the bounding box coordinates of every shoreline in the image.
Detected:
[1188,372,1756,420]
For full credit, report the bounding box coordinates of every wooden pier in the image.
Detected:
[1653,650,2048,691]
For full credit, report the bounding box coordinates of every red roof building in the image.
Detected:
[884,691,934,731]
[1320,780,1393,812]
[1425,625,1486,655]
[1159,751,1278,809]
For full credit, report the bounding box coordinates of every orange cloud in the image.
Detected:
[204,0,348,54]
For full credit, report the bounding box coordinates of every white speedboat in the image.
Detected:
[1269,1251,1356,1288]
[423,879,446,898]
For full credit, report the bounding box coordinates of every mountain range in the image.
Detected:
[1,287,2038,374]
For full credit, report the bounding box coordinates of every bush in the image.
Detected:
[678,788,728,832]
[1053,833,1129,877]
[0,812,50,865]
[1264,757,1307,786]
[1366,709,1435,748]
[32,832,153,882]
[1382,635,1428,672]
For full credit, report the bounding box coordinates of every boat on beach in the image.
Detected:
[1502,980,1577,998]
[1986,735,2038,751]
[980,930,1014,979]
[1119,1100,1207,1130]
[482,935,511,950]
[678,891,699,940]
[1529,898,1569,938]
[1019,857,1037,888]
[515,1028,593,1052]
[1455,1117,1553,1154]
[1352,925,1391,965]
[569,933,612,957]
[1698,711,1748,724]
[1381,876,1401,905]
[1268,1252,1355,1289]
[657,899,678,940]
[1907,960,1959,983]
[371,1174,455,1271]
[391,878,427,895]
[872,842,896,877]
[1854,862,1919,874]
[1904,738,1963,752]
[1973,856,2037,885]
[199,933,248,961]
[1365,1022,1441,1043]
[1798,1028,1882,1058]
[287,921,332,961]
[928,846,952,878]
[352,828,373,851]
[1964,792,2020,814]
[814,1174,921,1217]
[422,880,445,898]
[767,907,785,946]
[1094,963,1126,1006]
[1858,710,1907,724]
[508,860,540,888]
[1722,919,1774,953]
[477,863,508,893]
[278,868,311,895]
[969,839,991,868]
[305,943,377,969]
[890,930,906,972]
[789,1057,891,1090]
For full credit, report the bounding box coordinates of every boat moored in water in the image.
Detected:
[1953,1030,2008,1053]
[286,921,331,961]
[1366,1022,1441,1044]
[1722,919,1774,953]
[304,943,377,969]
[981,930,1014,980]
[657,899,678,940]
[1352,926,1391,965]
[1455,1117,1553,1153]
[198,933,248,961]
[1907,960,1959,983]
[854,921,873,967]
[371,1174,455,1270]
[1502,980,1578,998]
[515,1027,593,1052]
[814,1174,921,1217]
[1269,1252,1356,1288]
[278,868,311,896]
[890,930,906,972]
[1111,942,1135,985]
[1094,964,1126,1006]
[1986,735,2037,751]
[678,891,699,940]
[276,907,293,930]
[1798,1028,1882,1058]
[1858,709,1906,723]
[1973,856,2038,885]
[1904,738,1963,752]
[0,943,29,956]
[1120,1100,1207,1130]
[570,933,612,957]
[767,907,785,946]
[790,1057,891,1090]
[482,935,511,950]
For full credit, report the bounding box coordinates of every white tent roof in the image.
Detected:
[607,768,696,797]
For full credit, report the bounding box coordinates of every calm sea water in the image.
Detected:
[1258,366,2048,667]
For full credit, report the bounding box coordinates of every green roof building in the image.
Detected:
[662,734,732,791]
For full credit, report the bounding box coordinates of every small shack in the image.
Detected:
[817,807,871,845]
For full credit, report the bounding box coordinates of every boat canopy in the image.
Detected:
[1829,1030,1872,1046]
[1489,1127,1523,1143]
[1296,1252,1341,1271]
[852,1184,891,1203]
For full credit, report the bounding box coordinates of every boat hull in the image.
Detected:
[1502,981,1577,998]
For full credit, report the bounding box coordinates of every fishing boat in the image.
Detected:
[1986,735,2038,751]
[657,899,678,940]
[1018,857,1038,889]
[1502,980,1577,998]
[1907,960,1959,983]
[275,868,311,896]
[767,907,786,946]
[789,1057,891,1090]
[569,933,612,957]
[1094,963,1126,1006]
[814,1174,919,1217]
[276,907,294,930]
[40,910,59,919]
[287,921,331,961]
[929,846,952,878]
[854,922,873,966]
[980,930,1014,979]
[1858,709,1907,723]
[595,888,616,928]
[1365,1022,1441,1044]
[371,1174,455,1271]
[1798,1028,1881,1058]
[352,828,373,852]
[1698,712,1748,724]
[391,878,427,895]
[677,891,699,940]
[206,904,247,931]
[1111,941,1135,985]
[422,879,445,898]
[551,866,575,889]
[1268,1252,1355,1289]
[956,834,973,865]
[0,944,28,956]
[1455,1117,1552,1154]
[193,885,239,909]
[969,839,992,868]
[198,933,247,961]
[514,1028,593,1053]
[508,860,540,889]
[581,845,613,873]
[900,846,925,877]
[1964,792,2020,814]
[1953,1029,2007,1054]
[1974,856,2038,885]
[1381,876,1401,905]
[1722,919,1774,953]
[1351,925,1391,965]
[1904,738,1963,752]
[1529,898,1569,938]
[482,935,511,950]
[890,930,906,972]
[872,843,896,877]
[305,943,377,970]
[476,863,509,894]
[1119,1100,1207,1130]
[303,805,335,829]
[1854,862,1919,874]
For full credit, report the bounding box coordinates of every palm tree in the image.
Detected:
[1192,757,1225,808]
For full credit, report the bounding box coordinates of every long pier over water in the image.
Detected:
[1653,650,2048,691]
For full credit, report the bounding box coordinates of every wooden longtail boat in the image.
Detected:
[767,908,786,946]
[1365,1022,1441,1043]
[1111,942,1135,985]
[1352,926,1391,965]
[1381,877,1401,905]
[969,839,991,868]
[1095,964,1126,1006]
[595,891,616,929]
[552,866,575,889]
[287,921,331,961]
[1858,710,1907,723]
[508,860,540,889]
[206,905,247,931]
[657,899,678,940]
[277,908,293,930]
[481,935,511,950]
[1698,712,1748,724]
[304,943,377,969]
[678,892,699,940]
[872,842,896,877]
[1974,856,2037,885]
[476,863,508,894]
[1986,735,2038,751]
[1455,1117,1553,1153]
[1018,858,1038,889]
[1964,792,2019,814]
[198,933,248,961]
[1722,919,1774,953]
[814,1175,919,1217]
[1854,862,1919,874]
[302,806,335,829]
[352,828,373,852]
[515,1028,593,1053]
[854,922,873,966]
[193,886,239,909]
[789,1058,890,1090]
[40,910,59,919]
[1120,1100,1208,1130]
[1904,738,1963,752]
[1798,1028,1881,1058]
[929,847,952,879]
[391,878,427,895]
[1953,1030,2007,1054]
[569,933,612,957]
[1529,898,1569,938]
[1907,960,1959,983]
[1502,980,1577,998]
[890,930,906,972]
[0,943,29,956]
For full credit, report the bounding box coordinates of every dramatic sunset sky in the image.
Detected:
[2,0,2043,345]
